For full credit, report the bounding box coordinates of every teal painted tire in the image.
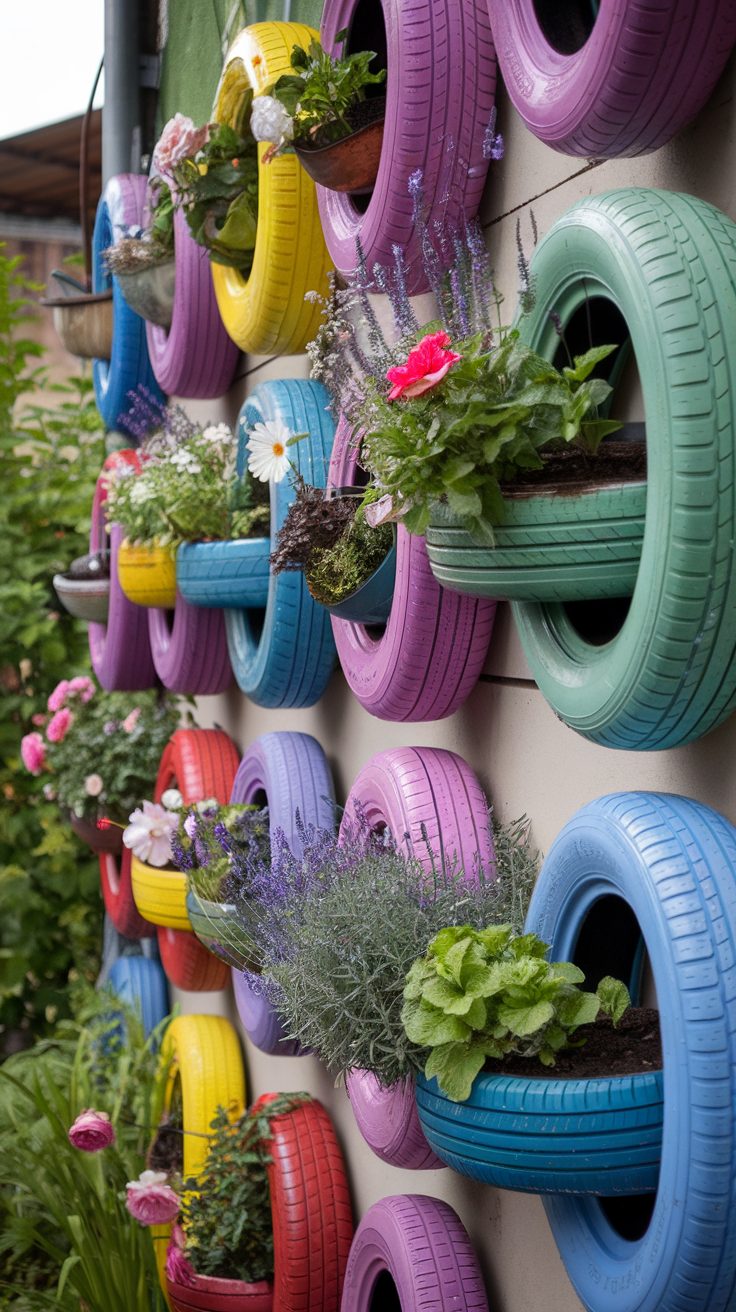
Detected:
[185,889,253,972]
[512,189,736,750]
[176,539,270,609]
[426,482,646,601]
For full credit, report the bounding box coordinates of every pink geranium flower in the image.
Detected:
[386,331,462,402]
[47,680,70,712]
[126,1170,180,1226]
[68,675,96,703]
[153,114,209,181]
[20,731,47,775]
[68,1109,115,1153]
[46,708,73,743]
[165,1225,196,1287]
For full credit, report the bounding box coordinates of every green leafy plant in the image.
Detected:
[269,31,386,148]
[270,477,392,605]
[402,926,631,1101]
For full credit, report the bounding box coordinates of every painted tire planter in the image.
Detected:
[167,1271,272,1312]
[162,1014,246,1180]
[88,455,156,691]
[131,854,188,930]
[147,594,232,696]
[107,956,169,1038]
[100,848,155,940]
[322,539,398,625]
[117,541,177,608]
[230,730,335,1055]
[176,539,270,610]
[329,416,494,721]
[487,0,736,158]
[343,745,494,1170]
[318,0,496,293]
[224,382,336,708]
[426,481,647,601]
[91,174,165,434]
[520,792,736,1312]
[186,888,254,973]
[210,22,331,356]
[512,189,736,750]
[340,1194,488,1311]
[146,204,240,398]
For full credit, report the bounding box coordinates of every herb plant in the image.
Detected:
[171,803,271,903]
[271,477,392,605]
[270,32,386,148]
[402,926,630,1101]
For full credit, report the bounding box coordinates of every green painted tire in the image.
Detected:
[512,189,736,750]
[426,482,646,601]
[185,888,254,973]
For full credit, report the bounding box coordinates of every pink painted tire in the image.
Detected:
[340,1195,488,1311]
[329,418,495,721]
[488,0,736,158]
[145,205,240,398]
[318,0,497,292]
[99,848,154,940]
[88,455,156,691]
[342,745,494,1169]
[148,598,232,695]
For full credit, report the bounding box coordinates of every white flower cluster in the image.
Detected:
[170,447,202,475]
[250,95,294,148]
[202,422,234,445]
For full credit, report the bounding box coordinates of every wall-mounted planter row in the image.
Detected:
[91,174,165,434]
[318,0,497,294]
[487,0,736,158]
[107,955,170,1039]
[342,745,495,1170]
[210,23,332,356]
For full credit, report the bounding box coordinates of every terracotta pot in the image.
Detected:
[39,291,114,359]
[166,1271,272,1312]
[294,117,384,194]
[117,540,177,609]
[116,259,176,328]
[68,812,124,855]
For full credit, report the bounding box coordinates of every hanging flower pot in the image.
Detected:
[293,100,385,195]
[53,551,110,624]
[117,541,177,609]
[166,1270,273,1312]
[115,258,176,328]
[185,887,255,973]
[130,854,190,930]
[68,811,124,855]
[39,289,114,360]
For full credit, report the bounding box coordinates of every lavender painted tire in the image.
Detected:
[145,205,240,397]
[147,596,232,694]
[318,0,497,293]
[343,745,495,1170]
[88,458,156,691]
[329,417,495,721]
[488,0,736,159]
[230,730,335,1055]
[340,1195,488,1311]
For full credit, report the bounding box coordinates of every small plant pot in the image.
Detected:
[130,854,190,930]
[116,259,176,328]
[68,812,124,855]
[39,290,114,360]
[166,1271,273,1312]
[415,1065,664,1195]
[319,539,397,622]
[293,110,385,195]
[186,888,256,972]
[53,552,110,623]
[117,541,177,609]
[176,539,270,609]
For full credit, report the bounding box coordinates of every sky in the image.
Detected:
[0,0,104,140]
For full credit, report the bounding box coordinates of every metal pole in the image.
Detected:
[103,0,140,185]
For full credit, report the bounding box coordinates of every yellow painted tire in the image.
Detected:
[117,540,177,609]
[211,22,332,355]
[130,854,188,930]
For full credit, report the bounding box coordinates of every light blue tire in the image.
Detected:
[108,955,169,1038]
[176,538,270,609]
[224,380,336,706]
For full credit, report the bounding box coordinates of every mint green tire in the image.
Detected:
[512,189,736,750]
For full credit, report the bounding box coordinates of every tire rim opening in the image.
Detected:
[532,0,600,54]
[369,1270,402,1312]
[346,0,388,213]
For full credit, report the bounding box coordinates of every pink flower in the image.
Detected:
[31,713,46,727]
[46,708,73,743]
[165,1225,196,1287]
[122,707,141,734]
[21,731,47,775]
[84,773,104,797]
[126,1170,180,1226]
[386,331,462,402]
[68,1109,115,1153]
[123,801,178,866]
[47,680,70,712]
[153,114,209,181]
[68,675,95,703]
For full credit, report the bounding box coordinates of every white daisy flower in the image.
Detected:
[246,420,291,483]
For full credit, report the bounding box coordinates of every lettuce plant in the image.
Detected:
[402,925,630,1101]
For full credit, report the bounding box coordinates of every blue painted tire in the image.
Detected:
[523,792,736,1312]
[92,174,165,434]
[176,539,270,609]
[108,955,169,1037]
[224,380,336,706]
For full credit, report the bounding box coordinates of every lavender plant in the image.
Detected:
[171,803,270,903]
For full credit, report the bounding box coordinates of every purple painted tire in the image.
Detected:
[88,458,156,691]
[488,0,736,158]
[230,731,335,1055]
[340,1195,488,1311]
[145,205,240,397]
[318,0,497,292]
[342,745,494,1169]
[329,417,495,721]
[148,596,232,695]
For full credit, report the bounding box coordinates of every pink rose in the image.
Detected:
[68,675,96,703]
[165,1225,196,1287]
[153,114,209,181]
[386,331,462,402]
[84,773,104,797]
[68,1109,115,1153]
[47,680,70,712]
[20,731,47,775]
[122,707,141,734]
[126,1170,180,1226]
[46,707,73,743]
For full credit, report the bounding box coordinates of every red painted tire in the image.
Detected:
[253,1095,353,1312]
[342,746,494,1169]
[488,0,736,158]
[148,597,233,695]
[158,926,229,992]
[146,205,240,398]
[340,1195,488,1311]
[167,1272,272,1312]
[329,418,494,721]
[318,0,496,292]
[99,847,154,939]
[88,454,157,691]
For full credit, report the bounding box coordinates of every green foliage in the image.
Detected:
[271,479,392,604]
[402,928,631,1102]
[173,122,259,272]
[181,1093,309,1281]
[0,246,105,1043]
[361,334,621,544]
[273,31,386,144]
[597,975,631,1026]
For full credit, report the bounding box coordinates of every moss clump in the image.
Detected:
[306,515,393,605]
[271,476,393,604]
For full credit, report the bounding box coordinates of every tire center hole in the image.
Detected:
[532,0,599,54]
[370,1270,402,1312]
[346,0,388,213]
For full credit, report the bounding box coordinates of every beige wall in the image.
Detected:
[171,50,736,1312]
